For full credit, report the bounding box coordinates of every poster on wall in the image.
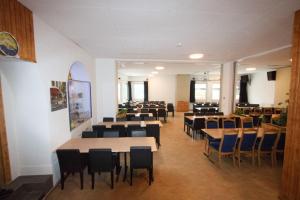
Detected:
[68,80,92,130]
[50,81,67,112]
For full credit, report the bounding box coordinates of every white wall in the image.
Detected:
[0,15,96,184]
[274,67,291,106]
[247,71,275,106]
[149,75,176,104]
[96,59,117,122]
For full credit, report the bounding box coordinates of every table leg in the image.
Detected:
[123,152,128,182]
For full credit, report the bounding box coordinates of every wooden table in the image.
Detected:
[201,126,279,139]
[98,120,163,128]
[185,114,235,121]
[57,137,158,153]
[57,137,157,181]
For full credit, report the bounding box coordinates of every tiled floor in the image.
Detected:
[47,112,282,200]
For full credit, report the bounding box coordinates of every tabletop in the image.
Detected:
[57,137,158,153]
[98,120,163,128]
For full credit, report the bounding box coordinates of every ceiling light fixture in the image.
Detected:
[176,42,183,47]
[246,67,256,71]
[189,53,204,59]
[134,62,145,65]
[155,66,165,70]
[151,71,158,74]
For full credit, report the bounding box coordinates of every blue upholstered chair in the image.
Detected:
[274,128,286,165]
[208,129,239,166]
[222,118,236,129]
[256,130,278,167]
[205,119,219,154]
[242,117,254,128]
[236,128,257,167]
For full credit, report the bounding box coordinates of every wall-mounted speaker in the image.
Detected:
[267,71,276,81]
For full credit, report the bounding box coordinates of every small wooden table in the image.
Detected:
[98,121,163,128]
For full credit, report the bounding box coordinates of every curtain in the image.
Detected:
[239,75,248,103]
[128,81,132,101]
[144,81,149,102]
[190,80,195,103]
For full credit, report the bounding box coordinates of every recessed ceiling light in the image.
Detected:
[246,67,256,71]
[155,66,165,70]
[189,53,204,59]
[134,62,145,65]
[176,42,183,47]
[151,71,158,74]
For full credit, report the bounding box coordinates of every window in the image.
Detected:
[212,83,220,101]
[118,82,121,103]
[132,82,144,101]
[195,83,207,101]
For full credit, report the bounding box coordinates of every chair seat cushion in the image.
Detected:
[210,141,221,150]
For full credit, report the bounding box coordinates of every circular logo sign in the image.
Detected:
[0,32,19,57]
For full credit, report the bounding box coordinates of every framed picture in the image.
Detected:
[50,81,67,112]
[68,80,92,130]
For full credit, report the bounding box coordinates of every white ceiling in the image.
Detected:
[20,0,300,64]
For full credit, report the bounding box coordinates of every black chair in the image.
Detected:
[144,116,156,121]
[184,113,194,132]
[167,103,175,117]
[56,149,86,190]
[149,109,158,119]
[92,125,106,137]
[111,125,126,137]
[88,149,116,189]
[157,109,167,122]
[131,117,142,121]
[126,114,136,121]
[146,124,160,147]
[130,146,153,186]
[82,131,97,138]
[116,118,126,122]
[103,117,114,122]
[140,114,149,120]
[187,118,204,139]
[127,125,146,137]
[141,108,149,113]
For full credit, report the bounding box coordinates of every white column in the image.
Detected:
[95,59,118,121]
[220,62,236,115]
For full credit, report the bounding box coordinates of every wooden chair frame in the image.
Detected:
[222,118,236,129]
[257,130,279,167]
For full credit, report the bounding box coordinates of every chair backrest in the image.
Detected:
[102,128,120,138]
[258,131,278,151]
[275,131,286,151]
[206,119,219,129]
[144,116,156,121]
[223,118,236,128]
[127,125,146,137]
[149,109,157,116]
[92,125,106,137]
[89,149,113,172]
[131,117,142,121]
[130,146,152,168]
[239,128,257,151]
[56,149,82,172]
[82,131,97,138]
[184,112,194,117]
[103,117,114,122]
[141,108,149,113]
[140,114,149,120]
[146,124,160,138]
[193,118,205,129]
[116,117,126,122]
[167,103,174,111]
[126,114,136,121]
[157,109,166,116]
[252,116,260,127]
[242,117,254,128]
[111,125,126,137]
[219,130,239,153]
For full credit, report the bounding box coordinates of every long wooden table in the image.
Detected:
[202,126,279,139]
[98,120,163,128]
[185,114,234,121]
[57,137,158,153]
[126,113,153,117]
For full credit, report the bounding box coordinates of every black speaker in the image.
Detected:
[267,71,276,81]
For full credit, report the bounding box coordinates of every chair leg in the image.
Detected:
[232,154,236,167]
[172,112,174,117]
[130,168,133,186]
[151,167,154,182]
[271,152,274,168]
[252,150,255,166]
[218,154,222,166]
[258,151,261,167]
[238,152,241,168]
[111,170,114,189]
[60,172,64,190]
[148,169,151,186]
[91,172,95,189]
[80,171,84,190]
[273,151,277,166]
